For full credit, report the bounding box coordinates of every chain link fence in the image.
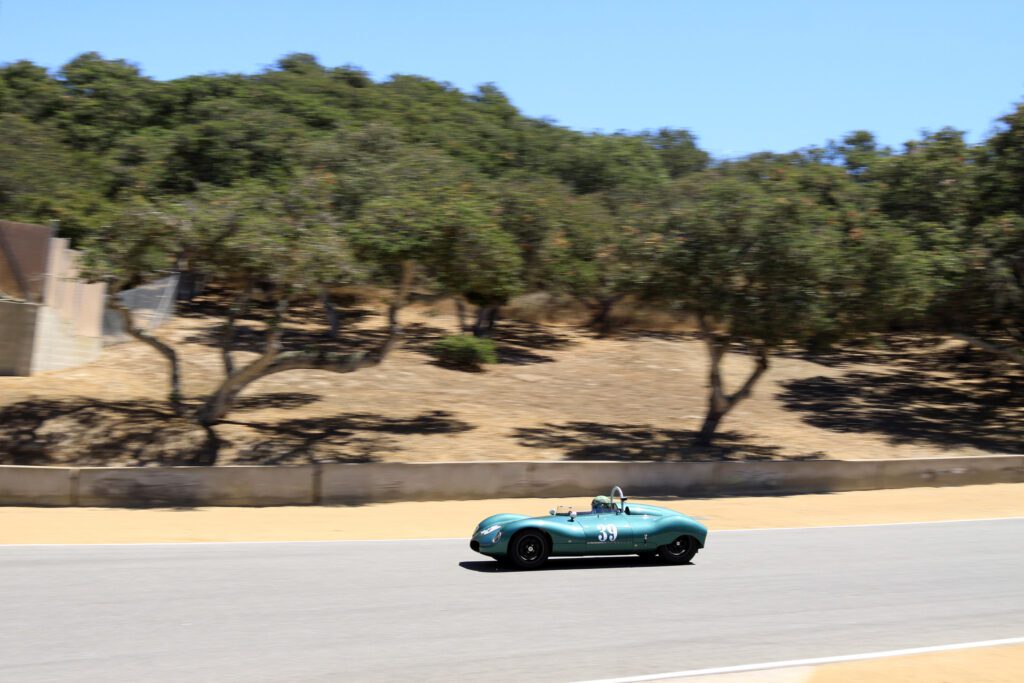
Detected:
[102,273,180,343]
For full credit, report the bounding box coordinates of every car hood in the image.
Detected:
[474,513,530,532]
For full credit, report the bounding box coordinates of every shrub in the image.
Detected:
[434,335,498,370]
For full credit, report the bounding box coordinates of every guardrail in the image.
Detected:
[2,456,1023,507]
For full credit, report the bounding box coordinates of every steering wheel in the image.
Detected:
[609,485,627,514]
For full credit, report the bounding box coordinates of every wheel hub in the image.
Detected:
[520,538,541,561]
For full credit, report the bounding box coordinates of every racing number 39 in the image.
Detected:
[596,524,618,542]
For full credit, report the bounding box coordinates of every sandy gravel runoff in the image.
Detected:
[807,643,1024,683]
[676,643,1024,682]
[2,483,1023,544]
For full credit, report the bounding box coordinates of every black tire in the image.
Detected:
[508,530,550,570]
[657,535,699,565]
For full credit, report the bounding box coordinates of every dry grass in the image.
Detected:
[1,293,1020,466]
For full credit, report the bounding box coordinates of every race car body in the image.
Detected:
[470,486,707,569]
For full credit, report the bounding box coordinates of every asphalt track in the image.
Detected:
[1,519,1022,683]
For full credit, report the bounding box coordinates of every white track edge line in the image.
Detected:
[714,515,1024,533]
[569,636,1024,683]
[1,515,1022,547]
[0,537,467,547]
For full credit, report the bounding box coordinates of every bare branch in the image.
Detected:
[109,293,184,414]
[951,333,1024,366]
[221,280,253,377]
[199,266,415,427]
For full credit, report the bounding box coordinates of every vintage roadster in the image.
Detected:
[469,486,707,569]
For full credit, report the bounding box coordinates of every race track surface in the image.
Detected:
[1,519,1022,682]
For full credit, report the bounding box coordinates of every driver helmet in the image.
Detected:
[591,495,614,513]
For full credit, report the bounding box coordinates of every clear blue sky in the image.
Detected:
[2,0,1023,157]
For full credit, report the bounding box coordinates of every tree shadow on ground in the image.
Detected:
[174,289,373,324]
[611,330,700,343]
[0,398,475,466]
[0,399,213,466]
[417,320,577,370]
[231,392,323,412]
[183,316,450,357]
[180,293,574,368]
[514,422,825,461]
[0,397,471,466]
[220,410,475,464]
[777,346,1023,452]
[776,335,958,369]
[492,320,575,351]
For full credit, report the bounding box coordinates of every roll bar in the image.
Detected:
[610,485,627,513]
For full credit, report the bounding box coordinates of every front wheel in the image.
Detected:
[658,535,699,565]
[508,530,549,570]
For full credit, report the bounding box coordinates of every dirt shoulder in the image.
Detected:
[808,643,1024,683]
[2,483,1022,544]
[677,643,1024,682]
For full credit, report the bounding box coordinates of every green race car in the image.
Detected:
[470,486,708,569]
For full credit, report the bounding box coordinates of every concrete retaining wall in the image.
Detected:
[76,465,317,507]
[0,301,38,376]
[0,466,74,505]
[2,456,1023,507]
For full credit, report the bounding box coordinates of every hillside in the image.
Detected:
[1,297,1019,467]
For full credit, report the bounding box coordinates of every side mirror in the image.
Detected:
[569,511,577,520]
[549,509,555,516]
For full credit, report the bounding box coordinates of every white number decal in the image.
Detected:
[596,524,619,542]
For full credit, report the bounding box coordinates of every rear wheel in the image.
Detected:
[658,535,698,564]
[508,530,549,570]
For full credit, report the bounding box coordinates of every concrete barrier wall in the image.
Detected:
[0,466,74,505]
[77,465,317,507]
[1,456,1023,507]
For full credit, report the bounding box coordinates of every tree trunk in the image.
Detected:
[696,408,725,446]
[198,262,415,427]
[109,295,184,415]
[221,281,252,377]
[454,297,468,333]
[321,286,341,339]
[587,295,621,337]
[951,333,1024,366]
[472,306,487,337]
[176,270,197,301]
[199,297,289,426]
[181,272,206,299]
[694,317,770,447]
[472,304,499,338]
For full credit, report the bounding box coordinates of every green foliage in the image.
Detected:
[874,128,976,227]
[78,195,180,287]
[3,50,1024,361]
[56,52,161,152]
[0,113,109,239]
[433,335,499,369]
[978,102,1024,218]
[661,173,841,346]
[0,60,64,121]
[938,213,1024,340]
[642,128,709,178]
